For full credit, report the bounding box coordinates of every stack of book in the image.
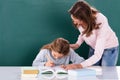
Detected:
[68,68,96,77]
[21,67,39,77]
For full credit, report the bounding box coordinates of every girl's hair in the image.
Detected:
[41,38,70,55]
[69,1,101,37]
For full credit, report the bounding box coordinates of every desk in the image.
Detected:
[0,66,120,80]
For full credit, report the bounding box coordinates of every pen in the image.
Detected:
[45,54,52,62]
[45,54,54,66]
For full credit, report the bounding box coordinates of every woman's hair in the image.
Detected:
[69,1,101,37]
[41,38,70,55]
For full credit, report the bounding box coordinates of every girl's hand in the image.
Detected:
[62,64,83,70]
[45,54,54,67]
[60,64,66,68]
[45,61,55,67]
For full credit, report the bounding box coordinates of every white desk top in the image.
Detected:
[0,66,120,80]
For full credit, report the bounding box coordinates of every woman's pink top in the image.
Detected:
[76,13,119,68]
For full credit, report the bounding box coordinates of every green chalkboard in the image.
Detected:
[0,0,119,66]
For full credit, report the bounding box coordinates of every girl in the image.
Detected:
[32,38,84,67]
[63,1,119,69]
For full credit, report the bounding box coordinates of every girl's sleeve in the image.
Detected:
[69,48,85,64]
[32,49,47,66]
[76,34,84,46]
[80,13,108,68]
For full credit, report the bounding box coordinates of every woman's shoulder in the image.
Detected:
[95,12,108,26]
[96,13,107,20]
[96,12,106,18]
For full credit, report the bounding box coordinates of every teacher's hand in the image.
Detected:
[62,64,83,70]
[70,44,79,50]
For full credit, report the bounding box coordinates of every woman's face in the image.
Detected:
[51,50,64,59]
[71,15,83,27]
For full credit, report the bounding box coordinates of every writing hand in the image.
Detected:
[45,61,55,67]
[45,54,55,67]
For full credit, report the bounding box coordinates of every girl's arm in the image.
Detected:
[32,49,48,66]
[69,48,85,64]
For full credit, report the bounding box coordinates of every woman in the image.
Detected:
[63,1,119,69]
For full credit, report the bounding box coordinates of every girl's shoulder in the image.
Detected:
[68,48,76,55]
[40,49,49,51]
[39,49,50,54]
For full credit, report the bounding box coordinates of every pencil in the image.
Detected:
[45,54,51,61]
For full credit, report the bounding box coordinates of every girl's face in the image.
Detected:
[51,50,64,59]
[71,15,83,27]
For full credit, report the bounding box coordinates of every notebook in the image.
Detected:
[39,66,67,74]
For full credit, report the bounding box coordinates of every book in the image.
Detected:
[39,73,68,80]
[86,66,102,75]
[21,77,38,80]
[37,66,68,80]
[68,68,96,77]
[39,66,68,74]
[21,67,39,77]
[68,75,98,80]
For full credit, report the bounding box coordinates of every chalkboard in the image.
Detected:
[0,0,119,66]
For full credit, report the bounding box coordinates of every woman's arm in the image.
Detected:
[70,43,80,50]
[70,34,84,50]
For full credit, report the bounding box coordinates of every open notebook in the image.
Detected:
[39,66,68,74]
[38,66,68,79]
[39,74,68,80]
